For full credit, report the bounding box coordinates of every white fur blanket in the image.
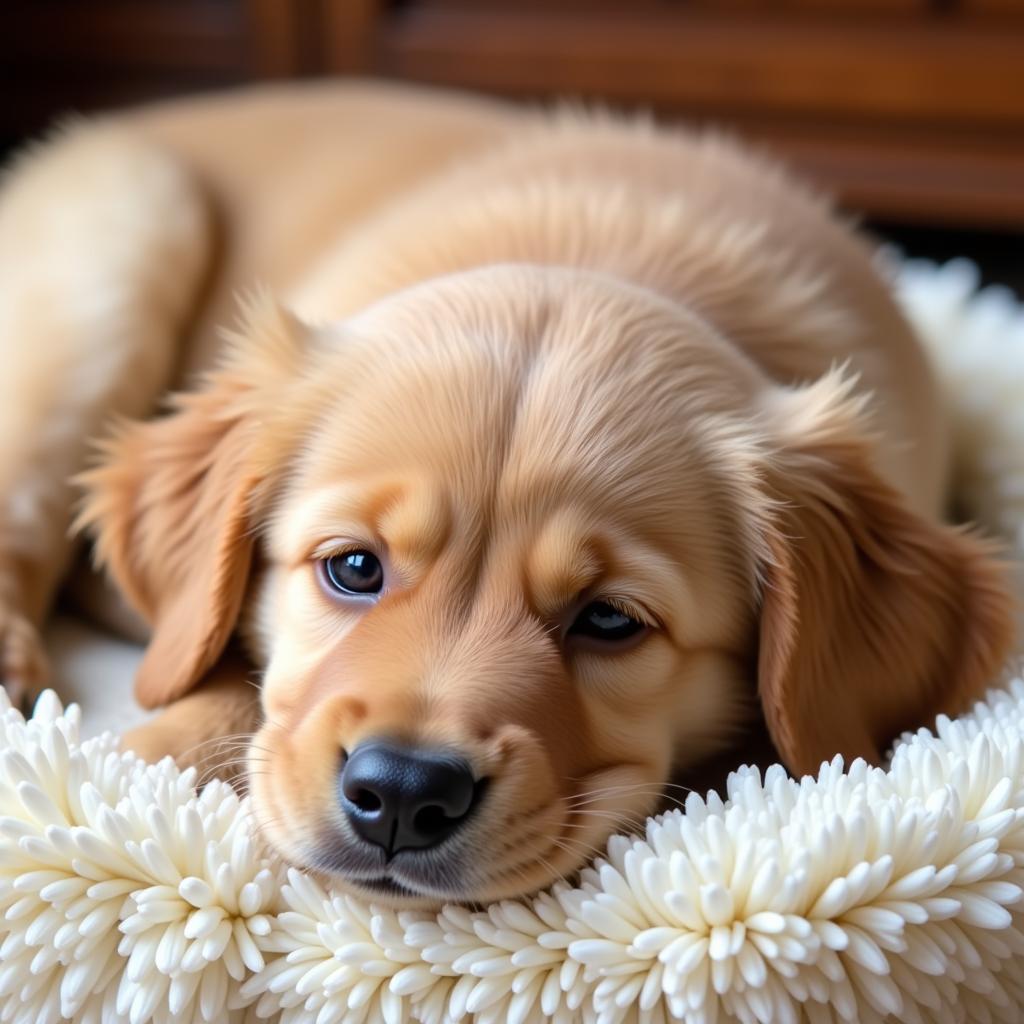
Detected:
[2,255,1023,1024]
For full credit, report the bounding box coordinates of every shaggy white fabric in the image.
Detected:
[5,680,1024,1024]
[1,257,1023,1024]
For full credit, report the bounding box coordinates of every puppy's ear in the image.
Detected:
[77,296,306,708]
[756,370,1015,777]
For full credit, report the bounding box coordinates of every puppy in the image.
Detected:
[0,82,1013,907]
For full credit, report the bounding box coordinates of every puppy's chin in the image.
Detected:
[309,860,468,911]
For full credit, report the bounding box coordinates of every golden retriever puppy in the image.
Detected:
[0,82,1013,906]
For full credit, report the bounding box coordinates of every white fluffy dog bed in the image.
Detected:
[2,256,1024,1024]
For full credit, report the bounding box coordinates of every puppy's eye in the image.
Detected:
[322,550,384,596]
[568,601,647,645]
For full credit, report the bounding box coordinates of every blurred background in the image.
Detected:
[2,0,1022,285]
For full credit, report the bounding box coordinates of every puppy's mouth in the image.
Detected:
[304,793,644,905]
[344,874,423,900]
[307,831,478,904]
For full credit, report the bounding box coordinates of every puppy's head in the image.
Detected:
[81,266,1014,906]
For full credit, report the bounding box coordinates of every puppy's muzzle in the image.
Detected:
[339,741,485,855]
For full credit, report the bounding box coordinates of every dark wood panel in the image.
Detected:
[759,130,1024,228]
[0,0,275,137]
[321,0,383,74]
[420,0,929,10]
[960,0,1024,15]
[2,0,249,73]
[372,7,1024,128]
[244,0,308,77]
[2,0,1023,228]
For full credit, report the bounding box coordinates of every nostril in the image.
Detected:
[352,788,382,813]
[410,776,487,841]
[413,804,450,836]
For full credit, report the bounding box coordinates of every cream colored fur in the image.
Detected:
[0,81,1014,906]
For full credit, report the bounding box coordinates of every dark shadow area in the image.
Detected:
[872,221,1024,293]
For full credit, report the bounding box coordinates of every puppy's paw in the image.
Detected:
[121,674,261,787]
[121,718,186,766]
[0,606,49,715]
[122,717,250,787]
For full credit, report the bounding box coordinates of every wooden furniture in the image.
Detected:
[3,0,1023,228]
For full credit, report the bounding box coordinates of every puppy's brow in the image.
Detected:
[273,479,449,571]
[272,482,372,563]
[526,511,604,617]
[377,486,449,568]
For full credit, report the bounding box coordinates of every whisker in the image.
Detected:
[566,780,694,803]
[565,815,648,836]
[170,731,259,767]
[567,803,654,819]
[196,756,263,777]
[550,835,606,864]
[566,776,694,793]
[565,786,691,810]
[561,814,645,830]
[533,851,569,889]
[196,757,273,788]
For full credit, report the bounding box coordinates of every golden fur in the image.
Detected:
[0,81,1014,906]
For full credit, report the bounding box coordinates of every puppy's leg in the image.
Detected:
[0,121,210,709]
[121,653,262,783]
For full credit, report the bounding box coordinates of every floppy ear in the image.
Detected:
[756,371,1016,777]
[77,296,306,709]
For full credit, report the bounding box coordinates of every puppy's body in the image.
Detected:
[0,82,1011,905]
[136,81,944,511]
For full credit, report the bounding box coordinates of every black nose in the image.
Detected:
[339,741,481,854]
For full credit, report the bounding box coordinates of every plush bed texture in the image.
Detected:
[3,255,1024,1024]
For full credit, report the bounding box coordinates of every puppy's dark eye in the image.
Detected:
[568,601,646,645]
[323,550,384,595]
